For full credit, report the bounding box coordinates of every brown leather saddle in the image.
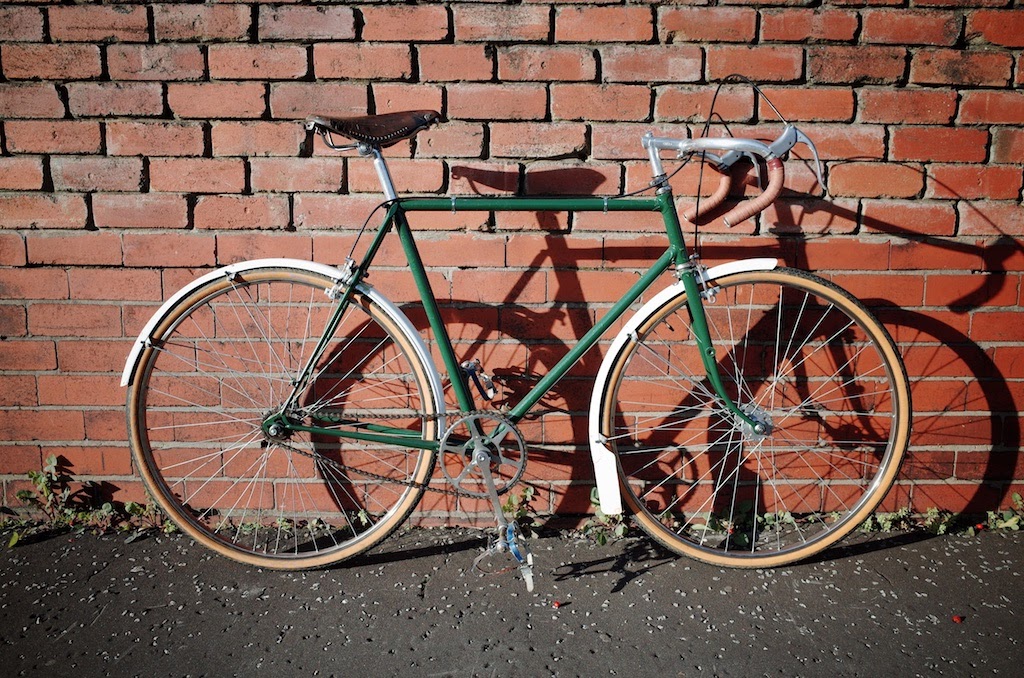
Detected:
[306,110,441,148]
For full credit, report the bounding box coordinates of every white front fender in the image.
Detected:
[587,258,778,515]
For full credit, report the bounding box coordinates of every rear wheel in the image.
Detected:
[126,266,439,569]
[598,268,911,568]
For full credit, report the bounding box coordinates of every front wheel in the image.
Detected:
[598,268,912,568]
[126,266,440,569]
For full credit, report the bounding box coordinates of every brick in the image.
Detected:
[958,202,1024,237]
[454,4,549,42]
[417,123,485,159]
[911,48,1012,87]
[51,157,143,192]
[155,4,252,42]
[654,85,754,123]
[555,6,653,43]
[122,233,216,268]
[490,123,588,159]
[0,232,26,266]
[0,157,44,191]
[762,197,859,235]
[602,45,702,83]
[992,128,1024,164]
[1,44,101,80]
[0,306,27,337]
[925,273,1020,309]
[0,411,83,442]
[0,6,43,41]
[926,165,1022,200]
[890,127,989,163]
[150,159,246,194]
[706,45,804,83]
[757,87,854,122]
[269,83,368,120]
[808,46,907,84]
[258,5,354,41]
[960,91,1024,125]
[858,88,956,124]
[107,121,205,157]
[5,121,101,155]
[967,9,1024,48]
[49,5,148,43]
[862,200,957,237]
[659,6,756,43]
[66,83,164,117]
[26,232,122,266]
[348,158,445,194]
[107,44,206,81]
[314,43,411,80]
[216,232,313,265]
[93,194,189,229]
[295,194,396,229]
[498,46,596,82]
[551,84,650,122]
[862,10,961,46]
[0,84,64,119]
[448,84,546,121]
[444,162,518,196]
[168,83,266,119]
[27,302,120,338]
[524,162,621,196]
[828,162,925,199]
[250,158,342,192]
[0,194,87,229]
[372,83,444,116]
[763,123,886,160]
[209,45,309,80]
[418,45,493,82]
[0,268,68,300]
[194,195,290,230]
[212,121,305,157]
[591,123,682,160]
[68,268,161,302]
[360,5,449,42]
[760,9,858,42]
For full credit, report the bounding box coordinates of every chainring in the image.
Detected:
[439,412,527,498]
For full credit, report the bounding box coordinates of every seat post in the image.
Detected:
[365,145,398,201]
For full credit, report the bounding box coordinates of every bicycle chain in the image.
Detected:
[279,409,518,498]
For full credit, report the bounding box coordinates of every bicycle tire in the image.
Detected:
[126,266,440,569]
[598,267,912,568]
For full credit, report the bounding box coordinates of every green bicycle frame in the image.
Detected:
[277,188,763,448]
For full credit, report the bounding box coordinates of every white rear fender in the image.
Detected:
[587,258,778,515]
[121,259,445,421]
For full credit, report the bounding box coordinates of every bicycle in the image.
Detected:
[121,100,912,590]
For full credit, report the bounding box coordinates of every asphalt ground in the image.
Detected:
[0,527,1020,677]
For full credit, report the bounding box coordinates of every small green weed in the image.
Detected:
[581,487,628,546]
[502,485,538,537]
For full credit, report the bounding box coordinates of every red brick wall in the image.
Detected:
[1,1,1021,520]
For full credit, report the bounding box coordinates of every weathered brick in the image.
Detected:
[498,46,596,82]
[659,6,756,43]
[66,83,164,117]
[150,159,246,194]
[862,199,957,237]
[314,44,411,80]
[68,269,161,302]
[0,193,87,231]
[808,46,907,84]
[0,6,43,41]
[249,158,342,192]
[210,44,309,80]
[448,84,547,121]
[51,157,143,193]
[959,91,1024,125]
[49,5,148,43]
[0,84,64,119]
[524,162,621,196]
[992,128,1024,164]
[862,10,961,46]
[4,121,101,154]
[107,121,205,157]
[372,83,444,116]
[958,201,1024,236]
[258,5,354,41]
[122,233,216,268]
[0,158,44,191]
[418,45,493,82]
[555,6,653,43]
[966,9,1024,48]
[269,83,368,120]
[93,194,189,229]
[454,4,549,42]
[551,84,650,122]
[26,232,122,266]
[828,162,925,199]
[193,195,290,230]
[211,121,305,157]
[0,268,68,300]
[707,45,804,83]
[757,87,854,122]
[490,123,588,159]
[760,9,858,43]
[216,233,313,264]
[1,44,101,80]
[417,123,485,159]
[348,158,445,194]
[107,44,205,81]
[168,83,267,119]
[654,85,754,122]
[858,87,957,124]
[926,164,1023,200]
[602,45,702,83]
[890,127,989,163]
[155,3,252,42]
[911,48,1013,87]
[360,5,449,42]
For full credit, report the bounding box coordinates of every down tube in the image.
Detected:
[507,247,678,422]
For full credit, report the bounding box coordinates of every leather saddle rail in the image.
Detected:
[306,110,442,148]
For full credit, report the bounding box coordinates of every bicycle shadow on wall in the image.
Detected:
[442,164,1022,537]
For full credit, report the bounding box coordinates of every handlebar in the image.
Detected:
[643,125,826,226]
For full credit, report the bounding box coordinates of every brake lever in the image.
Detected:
[768,125,828,197]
